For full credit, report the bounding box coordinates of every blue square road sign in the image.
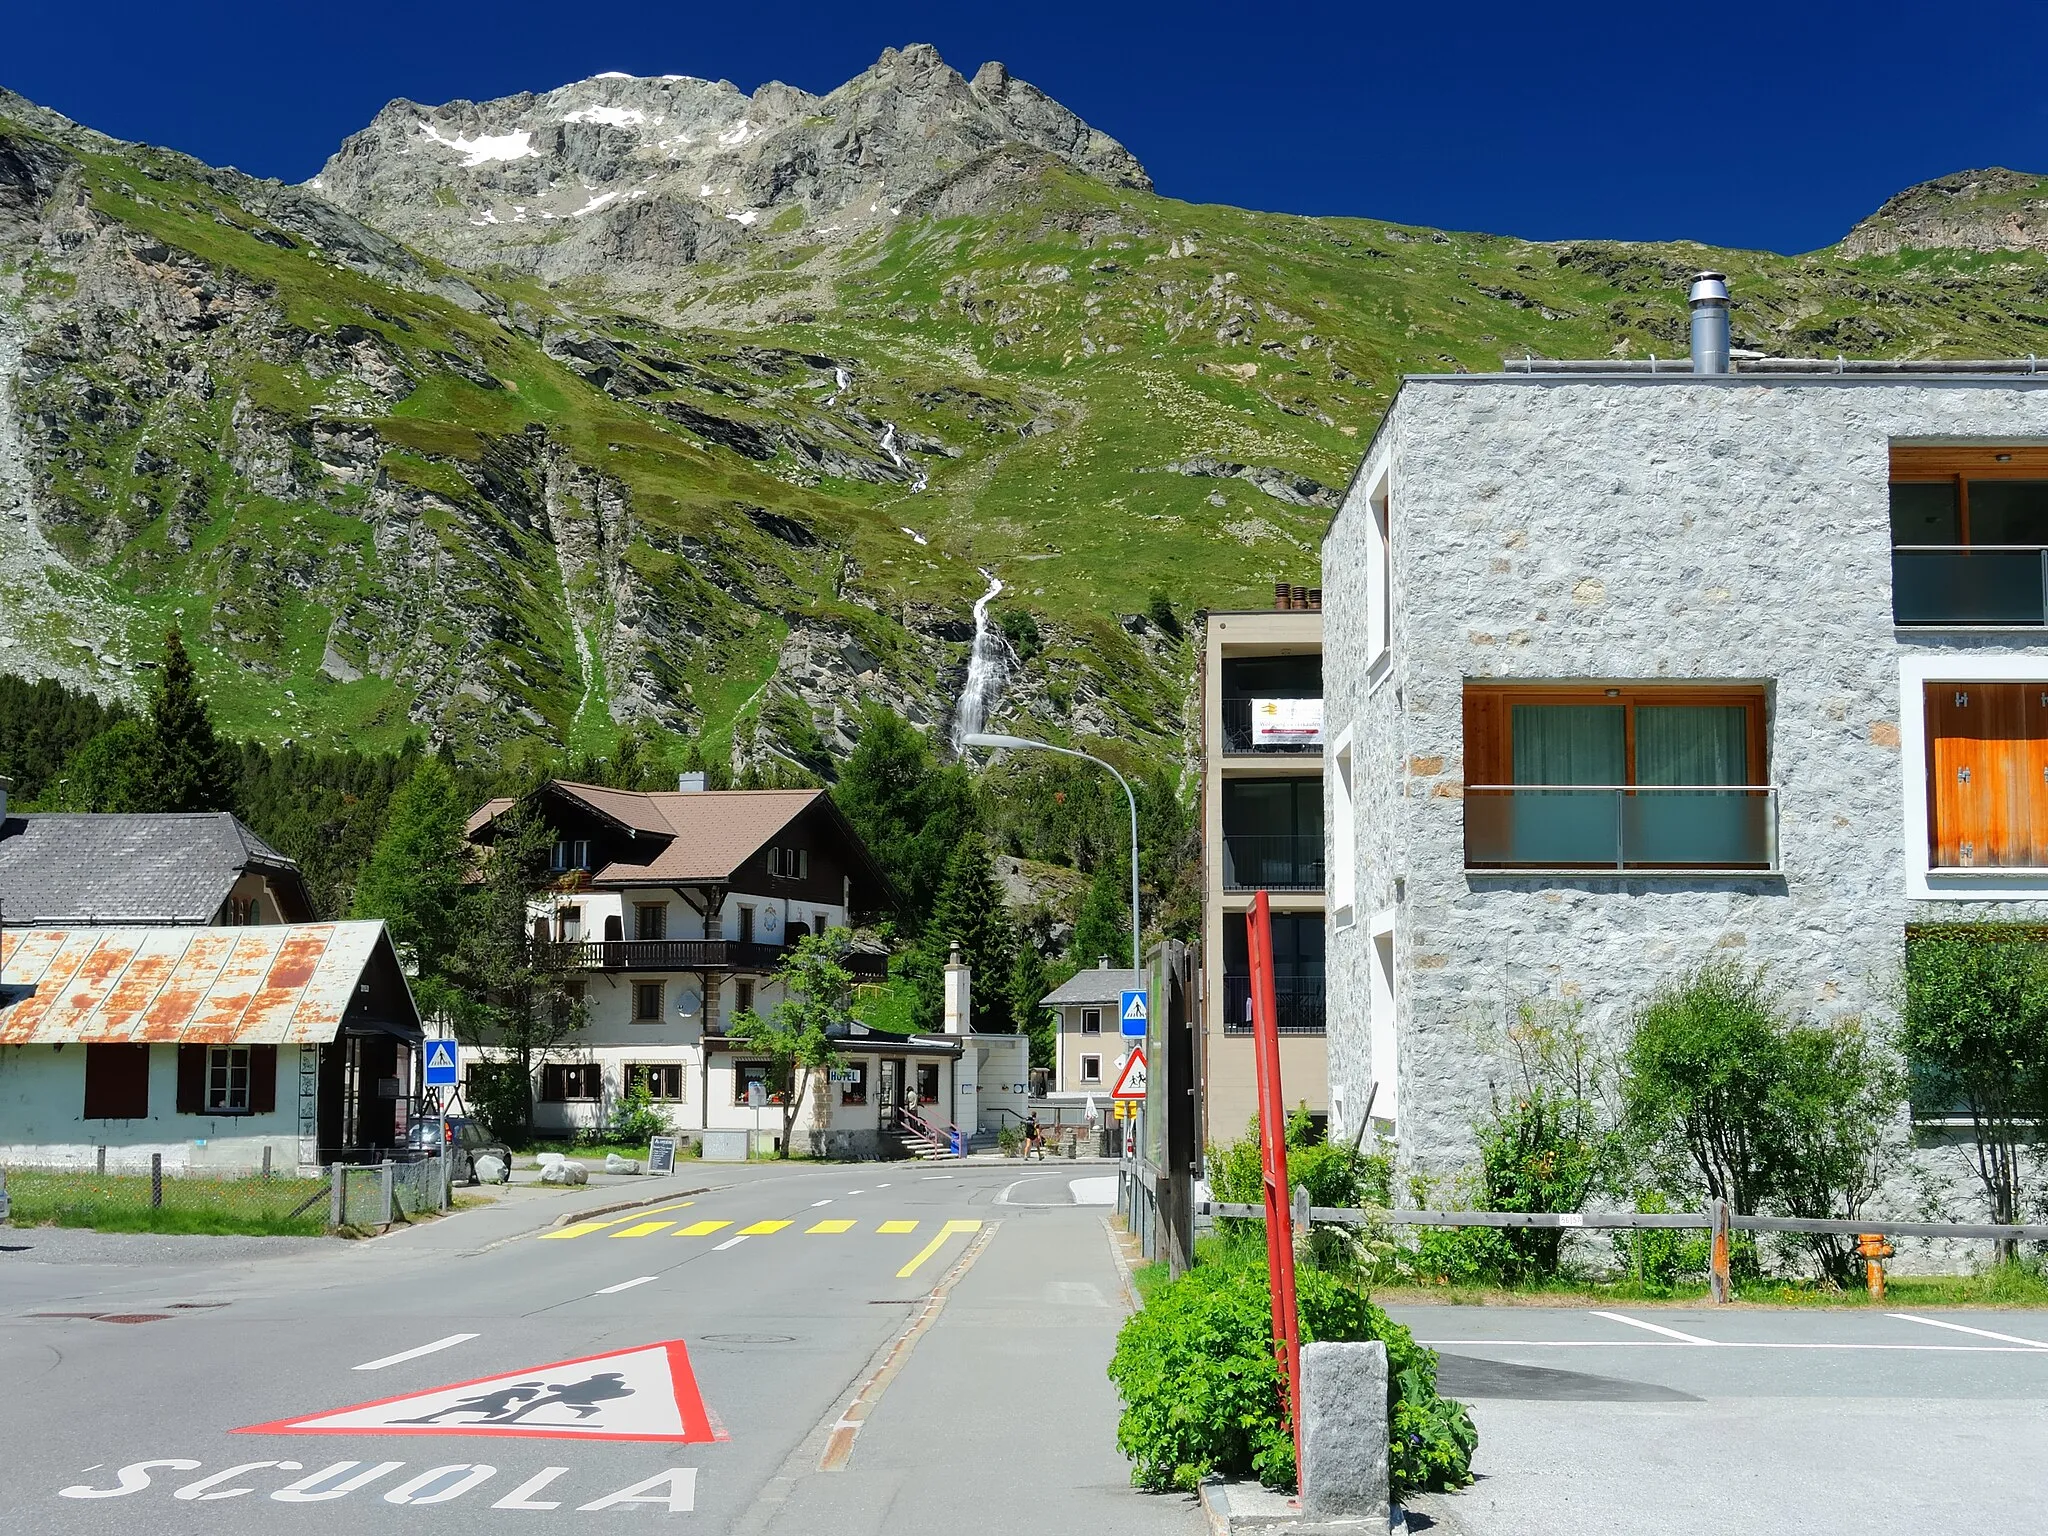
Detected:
[1119,988,1148,1038]
[424,1038,460,1088]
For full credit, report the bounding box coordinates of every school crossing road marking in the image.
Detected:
[353,1334,480,1372]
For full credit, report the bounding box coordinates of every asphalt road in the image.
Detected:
[0,1160,1202,1535]
[1394,1302,2048,1535]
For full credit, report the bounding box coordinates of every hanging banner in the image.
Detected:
[1251,698,1324,746]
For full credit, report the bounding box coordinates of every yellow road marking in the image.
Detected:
[808,1219,857,1234]
[896,1220,982,1279]
[611,1221,675,1238]
[877,1220,919,1235]
[677,1220,732,1237]
[538,1199,695,1240]
[740,1220,793,1236]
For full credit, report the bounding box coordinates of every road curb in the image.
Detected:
[550,1186,711,1226]
[1198,1480,1407,1536]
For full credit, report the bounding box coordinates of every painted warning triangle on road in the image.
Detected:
[237,1340,717,1443]
[1110,1046,1147,1100]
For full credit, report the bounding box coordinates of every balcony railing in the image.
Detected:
[1221,974,1327,1035]
[532,938,887,979]
[1221,697,1324,754]
[1465,786,1779,871]
[1893,546,2048,626]
[1221,832,1324,890]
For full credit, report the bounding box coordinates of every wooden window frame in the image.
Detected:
[1080,1007,1102,1035]
[543,1062,602,1102]
[632,980,666,1022]
[627,1062,685,1101]
[1890,445,2048,548]
[633,902,667,941]
[1463,682,1769,788]
[839,1061,869,1106]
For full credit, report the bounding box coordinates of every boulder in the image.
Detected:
[473,1153,508,1185]
[539,1160,589,1186]
[604,1154,641,1175]
[534,1151,567,1168]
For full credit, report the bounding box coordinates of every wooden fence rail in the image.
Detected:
[1197,1200,2048,1244]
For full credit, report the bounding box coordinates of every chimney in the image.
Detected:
[1307,588,1322,612]
[943,941,971,1035]
[1689,271,1731,375]
[676,772,707,793]
[1274,582,1291,611]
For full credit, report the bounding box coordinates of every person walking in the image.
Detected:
[1024,1110,1041,1161]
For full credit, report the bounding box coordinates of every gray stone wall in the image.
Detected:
[1323,376,2048,1232]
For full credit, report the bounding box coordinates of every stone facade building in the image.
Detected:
[1321,323,2048,1212]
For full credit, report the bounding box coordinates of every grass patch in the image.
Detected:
[1130,1259,1172,1305]
[6,1169,329,1236]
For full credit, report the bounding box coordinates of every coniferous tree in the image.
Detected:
[1010,941,1057,1069]
[910,832,1018,1032]
[351,759,471,1019]
[832,705,976,929]
[1070,858,1131,971]
[146,627,236,813]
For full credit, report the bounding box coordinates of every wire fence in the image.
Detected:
[0,1154,448,1235]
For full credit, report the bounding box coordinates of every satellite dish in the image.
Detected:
[676,983,703,1019]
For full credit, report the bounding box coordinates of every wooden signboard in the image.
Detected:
[647,1135,678,1177]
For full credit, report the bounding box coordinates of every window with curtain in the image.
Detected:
[1466,685,1772,871]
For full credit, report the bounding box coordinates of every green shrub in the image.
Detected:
[1106,1249,1475,1495]
[997,1123,1023,1157]
[1608,1190,1711,1292]
[607,1079,671,1147]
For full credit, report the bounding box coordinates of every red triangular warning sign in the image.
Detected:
[237,1339,717,1443]
[1110,1046,1147,1100]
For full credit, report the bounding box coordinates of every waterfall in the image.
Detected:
[951,569,1005,751]
[878,422,928,492]
[824,365,850,406]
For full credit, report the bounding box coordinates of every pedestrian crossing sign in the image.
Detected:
[424,1038,459,1088]
[1119,988,1148,1038]
[237,1339,718,1443]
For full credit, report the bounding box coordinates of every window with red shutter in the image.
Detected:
[175,1044,207,1114]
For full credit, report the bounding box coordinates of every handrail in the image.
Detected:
[1466,783,1776,793]
[1893,543,2048,552]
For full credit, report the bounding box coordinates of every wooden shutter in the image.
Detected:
[83,1044,151,1120]
[249,1044,278,1114]
[1925,682,2048,867]
[175,1044,207,1114]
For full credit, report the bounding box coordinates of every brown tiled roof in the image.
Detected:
[468,783,881,890]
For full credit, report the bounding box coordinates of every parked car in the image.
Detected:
[406,1115,510,1185]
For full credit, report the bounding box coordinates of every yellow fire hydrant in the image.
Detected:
[1857,1232,1894,1300]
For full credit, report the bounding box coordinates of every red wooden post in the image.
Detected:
[1246,892,1302,1477]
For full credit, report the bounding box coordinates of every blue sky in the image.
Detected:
[9,1,2048,254]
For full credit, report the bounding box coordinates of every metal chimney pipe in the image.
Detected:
[1689,271,1731,375]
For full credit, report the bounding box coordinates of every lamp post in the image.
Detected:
[962,732,1141,974]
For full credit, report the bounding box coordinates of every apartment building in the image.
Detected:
[1321,272,2048,1203]
[1199,585,1328,1146]
[466,777,900,1149]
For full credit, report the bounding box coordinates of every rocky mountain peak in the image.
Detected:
[308,44,1150,289]
[1838,167,2048,257]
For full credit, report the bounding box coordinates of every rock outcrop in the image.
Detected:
[1838,167,2048,258]
[308,44,1151,287]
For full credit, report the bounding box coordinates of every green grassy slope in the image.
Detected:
[9,112,2048,774]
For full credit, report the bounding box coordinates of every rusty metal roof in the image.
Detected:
[0,922,400,1046]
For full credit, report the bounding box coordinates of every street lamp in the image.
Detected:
[962,732,1141,974]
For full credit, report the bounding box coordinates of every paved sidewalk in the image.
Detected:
[751,1204,1201,1536]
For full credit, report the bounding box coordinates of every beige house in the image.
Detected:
[1038,963,1143,1098]
[1200,586,1328,1146]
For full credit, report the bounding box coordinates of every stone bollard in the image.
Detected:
[1300,1341,1389,1526]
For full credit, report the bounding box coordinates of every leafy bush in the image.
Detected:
[997,1123,1023,1157]
[1607,1190,1711,1292]
[1623,962,1904,1283]
[608,1079,671,1147]
[1107,1249,1475,1495]
[1473,1002,1620,1282]
[467,1057,534,1144]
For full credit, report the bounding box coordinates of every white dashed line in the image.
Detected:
[1590,1311,1715,1345]
[811,1199,834,1207]
[714,1235,749,1251]
[1890,1313,2048,1347]
[353,1333,478,1371]
[597,1276,658,1295]
[875,1183,892,1189]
